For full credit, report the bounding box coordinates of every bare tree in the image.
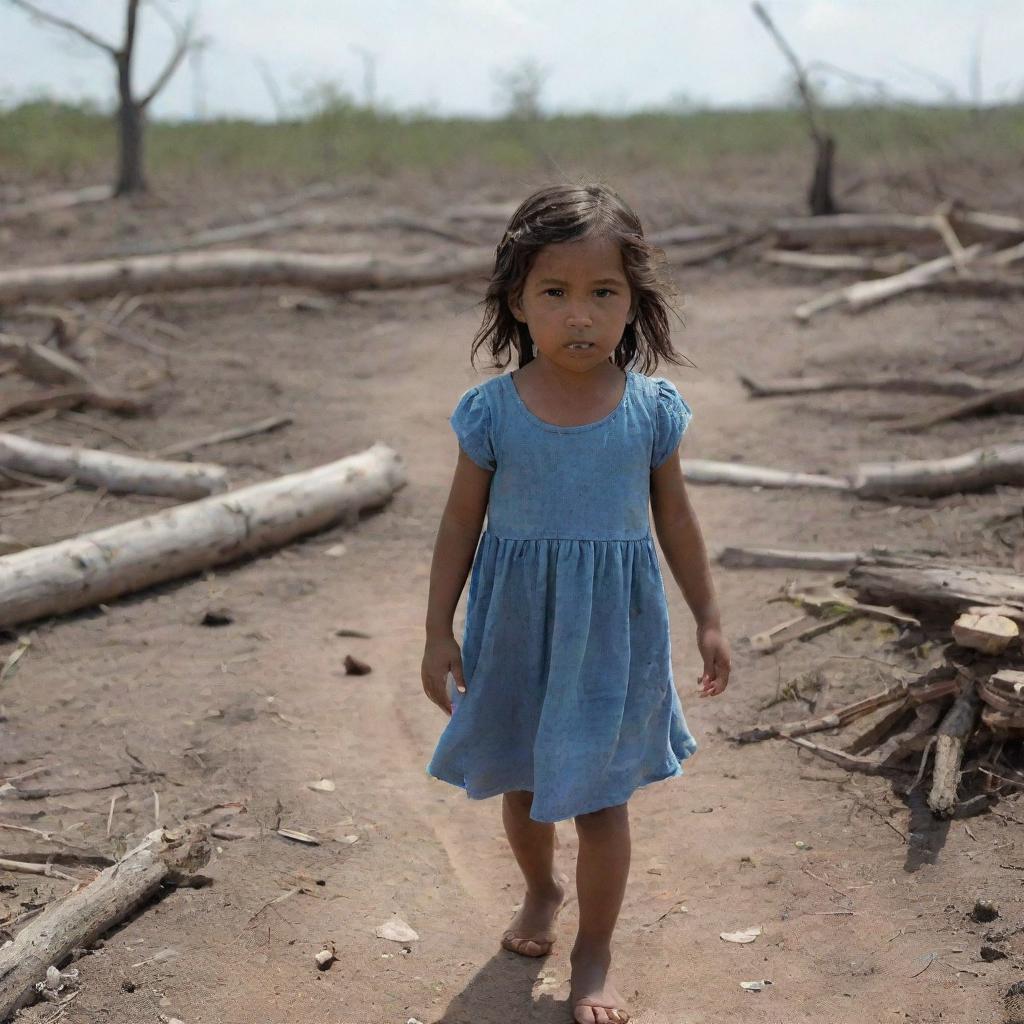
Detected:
[8,0,197,195]
[752,1,837,215]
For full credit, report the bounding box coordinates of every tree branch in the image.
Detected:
[7,0,118,55]
[138,8,196,109]
[751,1,825,144]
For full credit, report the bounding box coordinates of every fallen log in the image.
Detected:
[0,247,495,306]
[680,460,849,490]
[955,210,1024,244]
[773,213,940,248]
[793,246,986,321]
[894,383,1024,431]
[716,545,862,570]
[738,372,994,399]
[0,388,150,421]
[0,185,114,225]
[851,442,1024,497]
[772,211,1024,249]
[761,250,916,274]
[0,826,209,1021]
[0,443,405,628]
[927,677,981,818]
[847,555,1024,617]
[844,245,984,312]
[695,445,1024,498]
[0,433,227,499]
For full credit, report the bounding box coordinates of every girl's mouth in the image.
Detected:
[566,342,594,350]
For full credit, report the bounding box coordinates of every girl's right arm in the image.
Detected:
[421,448,493,715]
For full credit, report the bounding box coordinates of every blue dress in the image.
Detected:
[426,368,699,823]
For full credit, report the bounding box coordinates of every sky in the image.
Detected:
[1,0,1023,120]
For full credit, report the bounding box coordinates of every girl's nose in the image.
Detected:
[566,311,593,328]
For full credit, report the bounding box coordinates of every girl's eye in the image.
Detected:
[543,288,563,298]
[595,288,614,297]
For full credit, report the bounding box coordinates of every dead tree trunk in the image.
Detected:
[808,134,838,216]
[752,1,837,216]
[9,0,194,197]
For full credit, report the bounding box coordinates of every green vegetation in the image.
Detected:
[2,97,1022,182]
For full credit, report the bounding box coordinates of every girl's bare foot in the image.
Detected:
[501,876,566,957]
[570,943,630,1024]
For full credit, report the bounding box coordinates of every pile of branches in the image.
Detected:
[762,202,1024,322]
[729,548,1024,819]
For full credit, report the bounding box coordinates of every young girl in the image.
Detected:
[421,182,731,1024]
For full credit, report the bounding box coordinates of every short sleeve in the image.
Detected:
[651,378,693,469]
[450,386,496,471]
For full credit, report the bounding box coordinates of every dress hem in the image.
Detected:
[425,742,698,823]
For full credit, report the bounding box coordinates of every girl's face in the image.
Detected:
[509,233,636,373]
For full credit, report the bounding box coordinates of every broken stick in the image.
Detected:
[0,827,209,1020]
[927,677,981,818]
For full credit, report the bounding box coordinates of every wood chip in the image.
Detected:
[276,828,320,846]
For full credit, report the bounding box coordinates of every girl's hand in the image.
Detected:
[696,623,731,698]
[421,634,467,716]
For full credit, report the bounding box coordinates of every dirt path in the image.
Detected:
[1,245,1022,1023]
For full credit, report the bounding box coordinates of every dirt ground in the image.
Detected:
[1,162,1023,1024]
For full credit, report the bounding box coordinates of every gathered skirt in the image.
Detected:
[426,529,698,823]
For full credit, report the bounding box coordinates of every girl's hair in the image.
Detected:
[470,182,689,375]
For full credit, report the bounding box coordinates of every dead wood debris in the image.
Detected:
[732,550,1024,819]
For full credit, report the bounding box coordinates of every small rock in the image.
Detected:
[315,944,336,970]
[308,778,336,793]
[981,944,1009,962]
[971,899,999,923]
[344,654,372,676]
[375,914,419,942]
[201,608,234,627]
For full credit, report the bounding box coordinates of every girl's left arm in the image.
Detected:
[650,453,732,697]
